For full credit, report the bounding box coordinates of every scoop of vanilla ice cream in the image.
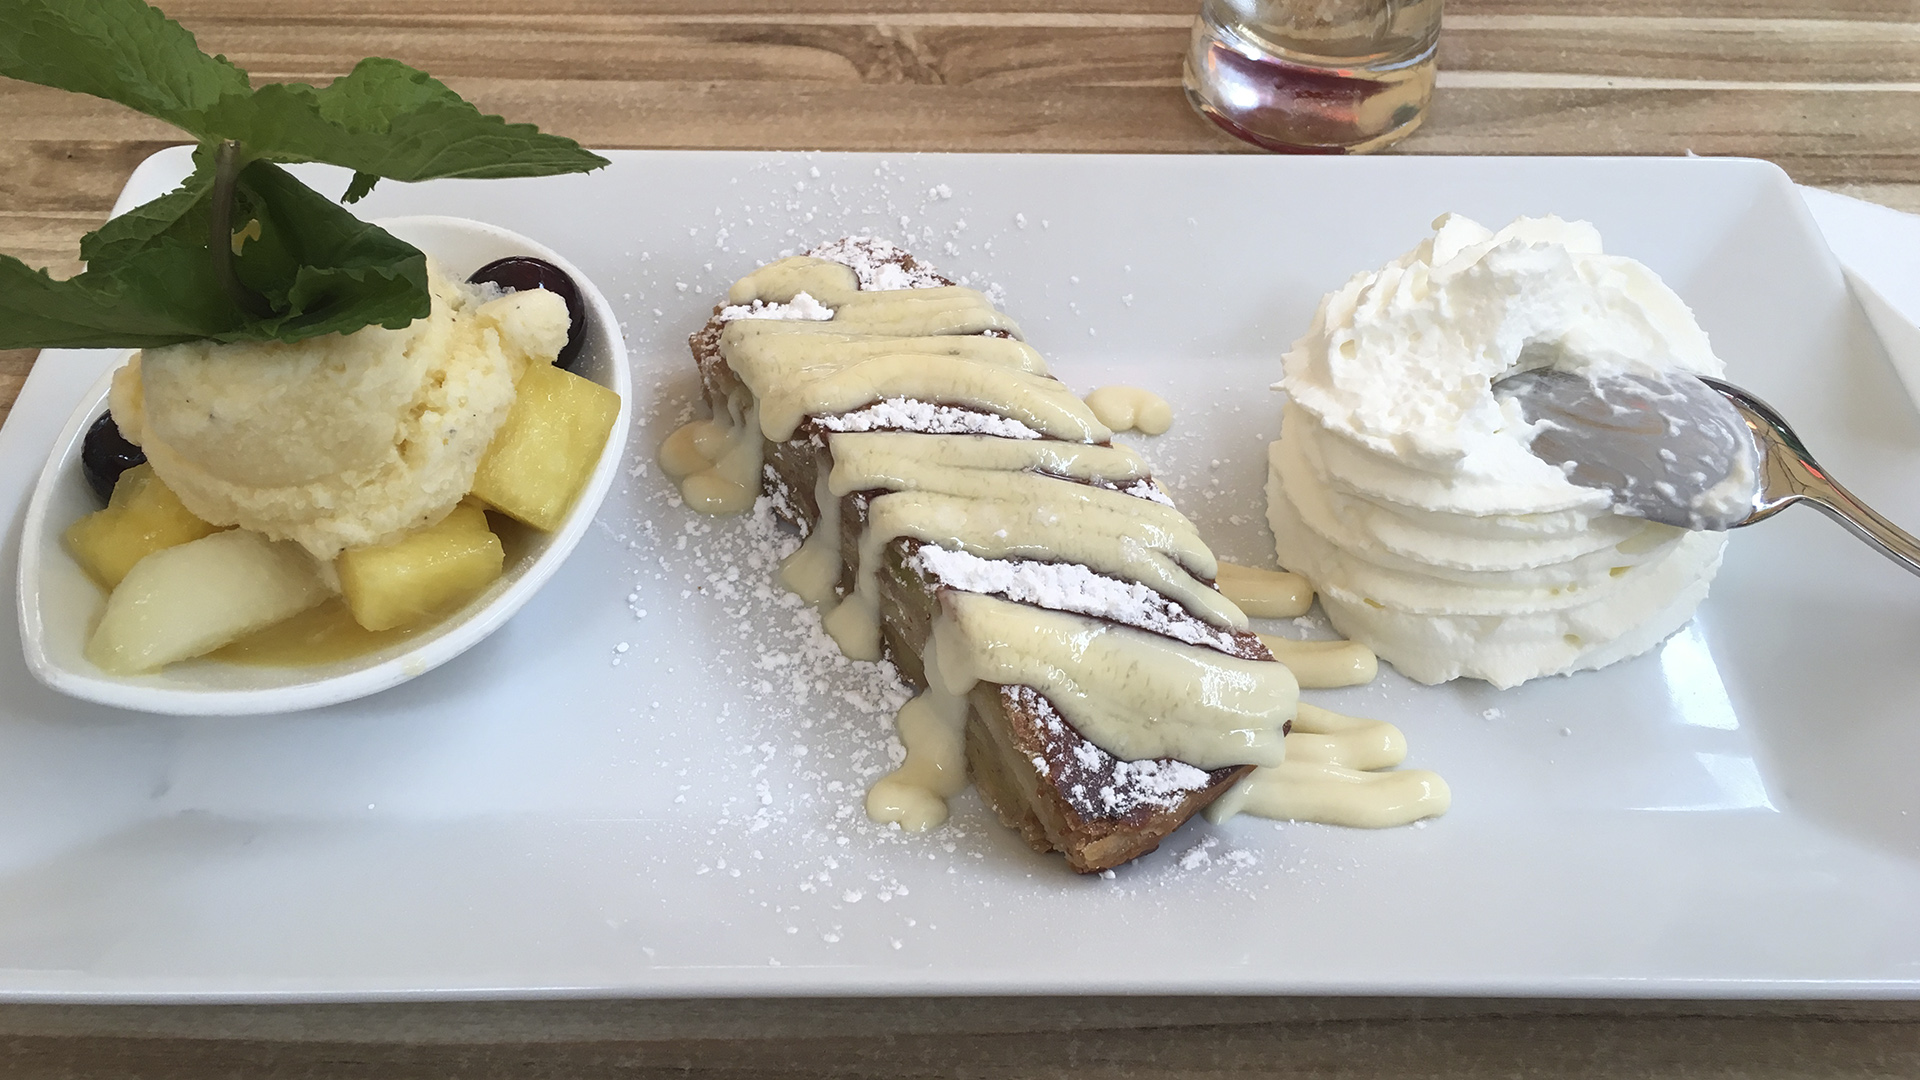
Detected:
[110,261,571,560]
[1269,214,1728,689]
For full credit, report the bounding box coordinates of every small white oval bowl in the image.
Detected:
[15,216,631,715]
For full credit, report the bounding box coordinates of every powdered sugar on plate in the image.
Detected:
[603,475,1016,951]
[1173,836,1261,874]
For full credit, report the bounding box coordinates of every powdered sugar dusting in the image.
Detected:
[1014,686,1214,820]
[907,546,1242,654]
[1173,836,1260,874]
[719,291,835,322]
[761,464,805,536]
[808,236,948,291]
[1123,479,1175,507]
[815,398,1042,439]
[605,450,1023,954]
[1104,759,1214,812]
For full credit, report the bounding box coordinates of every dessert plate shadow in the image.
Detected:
[14,216,633,716]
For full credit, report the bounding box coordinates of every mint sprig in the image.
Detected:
[0,0,609,350]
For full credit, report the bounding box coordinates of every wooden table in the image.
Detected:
[3,1,1918,1074]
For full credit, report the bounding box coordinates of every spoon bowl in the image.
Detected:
[1499,368,1920,576]
[1495,368,1755,531]
[15,216,632,715]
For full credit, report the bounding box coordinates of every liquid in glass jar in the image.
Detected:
[1183,0,1442,154]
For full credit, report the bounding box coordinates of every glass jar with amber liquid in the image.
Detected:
[1183,0,1442,154]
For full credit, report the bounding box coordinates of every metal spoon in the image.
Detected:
[1496,368,1920,576]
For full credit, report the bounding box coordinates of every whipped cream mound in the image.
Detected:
[1268,213,1729,689]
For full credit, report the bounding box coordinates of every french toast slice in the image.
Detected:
[684,238,1272,873]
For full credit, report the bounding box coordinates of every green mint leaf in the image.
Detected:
[0,238,244,349]
[341,171,380,204]
[0,160,427,349]
[78,152,215,264]
[0,1,603,350]
[0,0,250,140]
[223,160,429,339]
[233,58,609,183]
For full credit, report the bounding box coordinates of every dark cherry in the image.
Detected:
[468,257,588,371]
[81,412,146,503]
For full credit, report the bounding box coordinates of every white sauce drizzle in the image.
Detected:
[1206,704,1452,828]
[1254,632,1379,689]
[666,243,1451,844]
[1084,385,1174,435]
[1215,560,1314,619]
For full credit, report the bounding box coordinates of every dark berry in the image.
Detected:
[81,412,145,503]
[468,257,587,371]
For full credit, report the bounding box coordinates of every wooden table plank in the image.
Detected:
[0,997,1914,1078]
[0,143,181,225]
[1443,16,1920,82]
[51,12,1920,91]
[145,0,1920,17]
[1454,0,1920,17]
[15,81,1918,181]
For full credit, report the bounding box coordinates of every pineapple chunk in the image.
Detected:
[470,362,619,531]
[86,530,330,674]
[336,502,504,632]
[64,463,220,589]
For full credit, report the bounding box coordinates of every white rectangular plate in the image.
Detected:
[3,150,1918,1001]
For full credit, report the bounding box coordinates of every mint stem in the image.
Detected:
[208,139,273,318]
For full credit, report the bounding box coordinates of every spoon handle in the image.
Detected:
[1704,376,1920,577]
[1794,468,1920,577]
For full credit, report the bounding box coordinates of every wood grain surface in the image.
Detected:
[4,0,1920,428]
[4,1,1920,1075]
[0,997,1917,1079]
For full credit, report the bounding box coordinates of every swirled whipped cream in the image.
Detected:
[1267,213,1728,688]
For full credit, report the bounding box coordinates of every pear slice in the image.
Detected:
[86,530,330,675]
